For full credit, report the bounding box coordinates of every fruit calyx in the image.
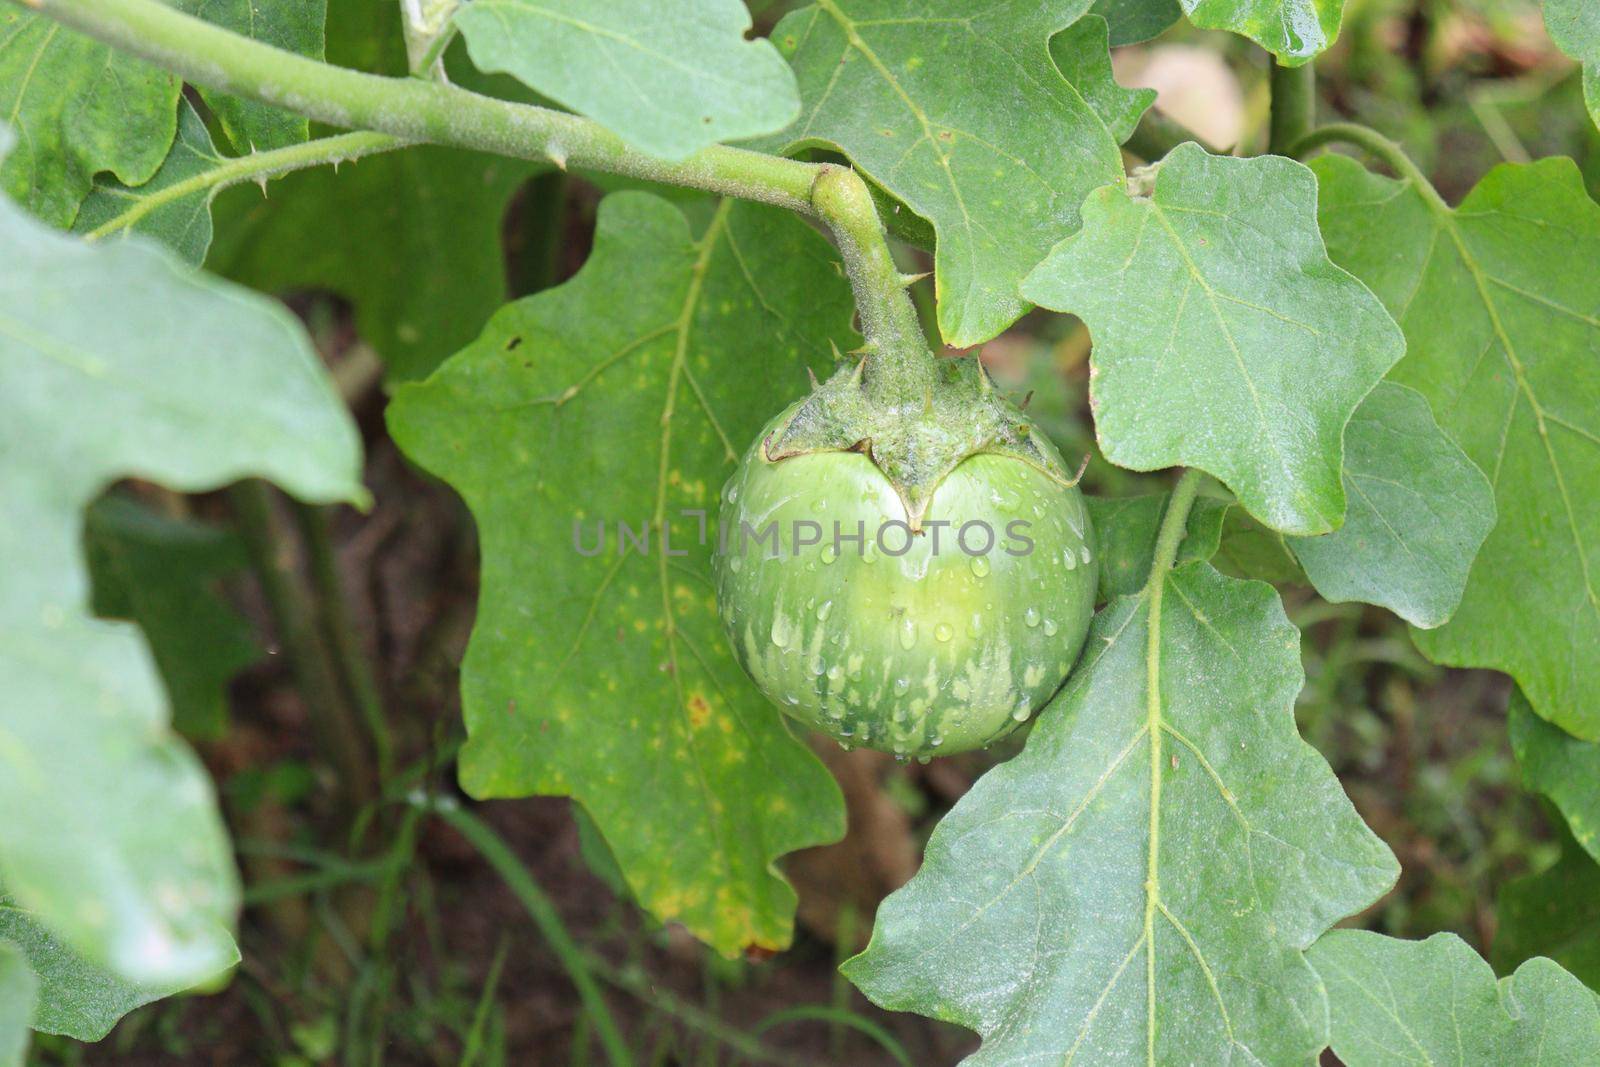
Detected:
[763,353,1083,531]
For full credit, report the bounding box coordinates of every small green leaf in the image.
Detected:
[1310,929,1600,1065]
[844,563,1397,1062]
[0,942,35,1067]
[1024,143,1404,536]
[85,496,260,741]
[1545,0,1600,132]
[1180,0,1345,66]
[0,901,232,1042]
[73,98,222,266]
[1091,0,1182,45]
[388,193,854,956]
[1314,153,1600,740]
[1051,16,1157,144]
[0,9,179,228]
[452,0,798,160]
[0,173,362,986]
[1495,826,1600,991]
[765,0,1125,347]
[1086,491,1230,599]
[1510,689,1600,864]
[1285,381,1496,629]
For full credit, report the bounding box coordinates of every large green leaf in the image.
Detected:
[1510,689,1600,864]
[1314,154,1600,740]
[1310,930,1600,1065]
[0,942,33,1067]
[452,0,798,160]
[1545,0,1600,132]
[1051,15,1156,144]
[388,192,854,956]
[1285,381,1496,629]
[1180,0,1344,65]
[1495,826,1600,991]
[1024,143,1404,536]
[764,0,1125,348]
[208,1,536,380]
[0,172,362,986]
[72,99,221,268]
[0,2,325,228]
[844,563,1397,1062]
[0,901,228,1041]
[85,496,259,741]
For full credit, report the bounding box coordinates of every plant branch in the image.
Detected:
[82,130,406,244]
[1290,123,1450,212]
[1268,61,1316,157]
[292,501,393,784]
[24,0,936,380]
[26,0,819,209]
[230,481,375,816]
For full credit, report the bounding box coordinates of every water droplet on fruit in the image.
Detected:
[826,665,844,683]
[1080,545,1092,565]
[1062,550,1076,570]
[728,556,742,573]
[970,556,990,578]
[771,615,794,647]
[898,617,917,649]
[967,613,983,638]
[816,600,833,621]
[1024,607,1041,628]
[821,544,838,565]
[1012,699,1032,722]
[893,676,911,695]
[1043,618,1058,637]
[929,734,944,748]
[934,623,954,642]
[917,754,932,765]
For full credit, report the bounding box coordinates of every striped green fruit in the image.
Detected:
[713,403,1097,759]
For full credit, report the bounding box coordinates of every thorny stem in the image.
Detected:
[81,130,407,244]
[23,0,939,399]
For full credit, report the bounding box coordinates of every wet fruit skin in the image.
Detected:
[713,403,1098,758]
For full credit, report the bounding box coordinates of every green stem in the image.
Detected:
[230,481,375,816]
[25,0,938,395]
[291,502,394,786]
[1145,469,1204,593]
[1290,123,1450,212]
[1123,109,1192,164]
[811,166,936,406]
[82,130,406,244]
[1268,61,1316,157]
[28,0,818,209]
[422,798,635,1067]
